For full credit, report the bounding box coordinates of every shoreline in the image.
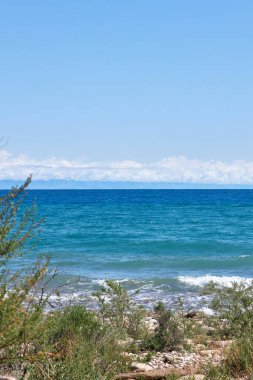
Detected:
[45,273,253,314]
[2,280,248,380]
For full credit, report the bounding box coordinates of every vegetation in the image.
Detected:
[143,301,183,352]
[26,305,129,380]
[94,279,147,340]
[203,280,253,339]
[0,177,48,366]
[203,281,253,379]
[205,338,253,380]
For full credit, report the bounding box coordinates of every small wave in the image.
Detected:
[91,279,108,286]
[91,278,141,286]
[178,274,253,287]
[239,255,250,258]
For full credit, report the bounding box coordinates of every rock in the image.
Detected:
[131,363,154,372]
[145,317,158,332]
[115,365,201,379]
[184,311,198,318]
[199,349,220,357]
[180,375,205,380]
[117,338,134,347]
[0,376,17,380]
[162,353,173,363]
[195,344,206,351]
[210,340,233,349]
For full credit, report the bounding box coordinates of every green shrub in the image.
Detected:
[204,365,230,380]
[0,177,49,367]
[165,375,178,380]
[144,302,183,352]
[223,336,253,377]
[203,281,253,379]
[203,281,253,339]
[205,336,253,379]
[27,305,129,379]
[94,280,147,340]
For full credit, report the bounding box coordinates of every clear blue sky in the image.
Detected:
[1,0,252,162]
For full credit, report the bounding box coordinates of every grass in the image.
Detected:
[26,305,130,379]
[203,281,253,379]
[94,279,147,340]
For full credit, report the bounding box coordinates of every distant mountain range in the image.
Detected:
[0,180,253,189]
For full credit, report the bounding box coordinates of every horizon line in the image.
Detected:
[1,179,253,190]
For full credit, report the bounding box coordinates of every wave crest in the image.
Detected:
[178,275,253,287]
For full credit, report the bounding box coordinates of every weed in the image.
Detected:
[94,280,147,340]
[143,302,183,352]
[202,280,253,339]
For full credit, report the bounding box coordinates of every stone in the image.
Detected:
[199,349,220,357]
[210,340,233,349]
[195,344,206,351]
[184,311,198,318]
[180,374,205,380]
[180,375,205,380]
[117,338,134,347]
[115,365,202,379]
[131,363,154,372]
[144,317,158,332]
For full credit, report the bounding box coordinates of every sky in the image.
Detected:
[0,1,253,184]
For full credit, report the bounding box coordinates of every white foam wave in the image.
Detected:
[178,275,253,287]
[91,278,141,286]
[91,279,108,286]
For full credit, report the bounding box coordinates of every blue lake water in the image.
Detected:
[4,189,253,309]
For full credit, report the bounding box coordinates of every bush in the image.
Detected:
[203,281,253,379]
[144,302,183,352]
[223,336,253,377]
[205,337,253,379]
[204,365,230,380]
[0,177,49,368]
[27,305,130,379]
[202,280,253,339]
[94,279,147,340]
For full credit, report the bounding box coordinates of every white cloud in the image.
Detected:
[1,150,253,184]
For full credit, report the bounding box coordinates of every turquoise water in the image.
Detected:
[5,190,253,308]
